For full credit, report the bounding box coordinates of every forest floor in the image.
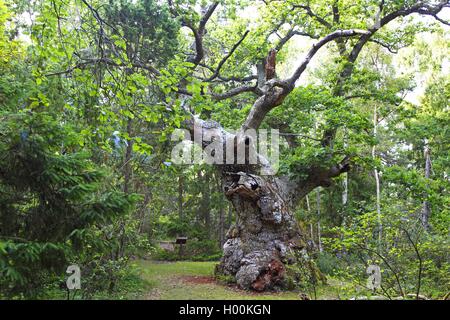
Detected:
[136,260,342,300]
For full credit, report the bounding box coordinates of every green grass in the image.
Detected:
[136,260,341,300]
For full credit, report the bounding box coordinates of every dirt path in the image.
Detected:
[137,260,339,300]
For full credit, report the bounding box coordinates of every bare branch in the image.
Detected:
[215,75,258,83]
[178,84,257,101]
[292,4,332,29]
[368,38,399,53]
[275,29,319,52]
[279,132,322,142]
[187,2,220,66]
[46,58,160,77]
[205,30,250,81]
[402,227,423,300]
[211,84,257,100]
[355,243,405,297]
[286,29,370,87]
[339,0,449,84]
[418,10,450,26]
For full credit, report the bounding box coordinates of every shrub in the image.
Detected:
[0,113,138,298]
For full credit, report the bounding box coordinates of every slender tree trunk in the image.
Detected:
[372,105,382,243]
[316,188,323,253]
[204,172,211,235]
[178,175,183,221]
[138,191,151,234]
[118,119,133,255]
[110,119,133,292]
[341,129,349,250]
[342,128,348,208]
[422,141,431,231]
[147,190,153,239]
[342,172,348,206]
[198,171,211,236]
[314,119,323,253]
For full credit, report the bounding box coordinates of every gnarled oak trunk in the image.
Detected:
[185,118,336,291]
[215,172,307,291]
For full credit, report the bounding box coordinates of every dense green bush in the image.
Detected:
[0,112,140,298]
[315,252,344,276]
[326,210,450,299]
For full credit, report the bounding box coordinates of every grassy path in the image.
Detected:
[136,260,340,300]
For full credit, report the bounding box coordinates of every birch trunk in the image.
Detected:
[422,141,431,230]
[316,189,323,253]
[372,105,382,243]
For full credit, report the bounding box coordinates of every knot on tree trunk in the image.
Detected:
[223,172,287,225]
[224,172,261,200]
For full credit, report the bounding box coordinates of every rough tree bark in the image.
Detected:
[215,172,307,291]
[214,163,350,290]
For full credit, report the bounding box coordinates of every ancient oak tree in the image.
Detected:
[74,0,450,291]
